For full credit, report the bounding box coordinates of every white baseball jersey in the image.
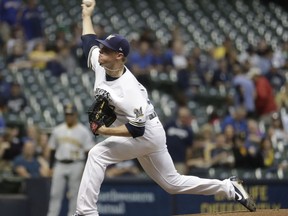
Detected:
[48,123,94,161]
[88,46,155,129]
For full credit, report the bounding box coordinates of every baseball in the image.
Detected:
[83,0,93,7]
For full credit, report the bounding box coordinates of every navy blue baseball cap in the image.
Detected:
[96,34,130,57]
[64,103,77,114]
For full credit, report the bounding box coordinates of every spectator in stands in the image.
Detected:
[245,119,264,153]
[20,124,49,163]
[13,140,50,178]
[164,106,194,174]
[1,124,23,161]
[29,41,66,76]
[28,41,56,69]
[22,124,40,145]
[6,41,32,70]
[232,62,256,118]
[186,133,210,169]
[267,112,288,148]
[128,39,153,89]
[6,26,26,56]
[221,106,248,136]
[106,160,141,177]
[238,45,260,72]
[51,28,78,74]
[265,64,286,92]
[0,70,10,98]
[5,82,27,113]
[211,58,232,88]
[57,45,77,74]
[0,21,10,56]
[188,47,215,88]
[151,41,165,73]
[275,82,288,109]
[247,67,277,124]
[210,133,235,168]
[202,48,219,85]
[232,126,264,169]
[0,133,13,175]
[53,28,69,52]
[245,141,264,169]
[176,48,209,97]
[273,41,288,69]
[186,124,215,170]
[255,40,273,75]
[259,136,274,168]
[0,0,22,26]
[163,39,188,71]
[199,123,215,154]
[213,37,233,61]
[278,160,288,172]
[199,123,216,158]
[191,47,209,75]
[19,0,44,52]
[232,133,250,168]
[176,62,193,97]
[223,124,235,147]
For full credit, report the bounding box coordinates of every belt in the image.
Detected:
[148,111,157,120]
[58,160,77,164]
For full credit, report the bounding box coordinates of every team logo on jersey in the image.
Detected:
[134,107,144,119]
[106,35,115,40]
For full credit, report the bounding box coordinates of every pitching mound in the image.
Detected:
[175,209,288,216]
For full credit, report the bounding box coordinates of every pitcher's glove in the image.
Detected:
[87,95,116,135]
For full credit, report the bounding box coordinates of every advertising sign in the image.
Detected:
[99,181,172,216]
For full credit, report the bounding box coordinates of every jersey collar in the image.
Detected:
[105,67,126,81]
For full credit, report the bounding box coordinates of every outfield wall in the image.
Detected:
[0,178,287,216]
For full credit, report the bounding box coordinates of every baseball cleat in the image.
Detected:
[230,176,256,212]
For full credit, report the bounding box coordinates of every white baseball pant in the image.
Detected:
[76,118,235,215]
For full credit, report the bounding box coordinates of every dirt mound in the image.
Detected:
[175,209,288,216]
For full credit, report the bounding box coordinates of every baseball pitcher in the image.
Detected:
[73,1,256,215]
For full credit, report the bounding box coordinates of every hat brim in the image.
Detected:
[96,39,117,52]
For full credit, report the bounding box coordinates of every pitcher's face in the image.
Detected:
[98,45,123,67]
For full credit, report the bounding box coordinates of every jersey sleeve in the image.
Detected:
[81,34,101,70]
[124,83,149,128]
[127,105,146,127]
[125,123,145,138]
[48,128,57,150]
